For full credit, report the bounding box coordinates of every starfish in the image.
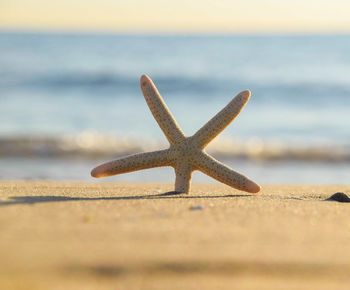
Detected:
[91,75,260,194]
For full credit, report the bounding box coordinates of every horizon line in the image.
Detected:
[1,27,350,37]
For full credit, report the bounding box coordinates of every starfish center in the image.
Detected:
[169,137,200,163]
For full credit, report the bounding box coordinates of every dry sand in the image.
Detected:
[1,181,350,290]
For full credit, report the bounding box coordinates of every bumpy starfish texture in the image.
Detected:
[91,75,260,194]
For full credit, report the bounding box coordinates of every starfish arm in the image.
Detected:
[174,162,193,193]
[91,149,172,178]
[140,75,185,145]
[193,90,251,149]
[195,152,260,193]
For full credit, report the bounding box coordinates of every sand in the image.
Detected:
[1,181,350,290]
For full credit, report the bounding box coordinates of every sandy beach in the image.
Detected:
[1,181,350,289]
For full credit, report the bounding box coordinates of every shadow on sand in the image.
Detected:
[0,191,251,206]
[65,260,350,278]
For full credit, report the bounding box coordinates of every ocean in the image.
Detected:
[0,31,349,184]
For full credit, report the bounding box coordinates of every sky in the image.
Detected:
[1,0,350,33]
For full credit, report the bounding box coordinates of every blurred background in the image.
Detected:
[0,0,349,184]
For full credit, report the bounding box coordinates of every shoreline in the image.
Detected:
[1,181,350,289]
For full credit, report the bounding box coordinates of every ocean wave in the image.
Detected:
[0,132,349,162]
[0,72,133,89]
[2,71,350,98]
[0,72,226,96]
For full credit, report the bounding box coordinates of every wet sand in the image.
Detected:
[1,181,350,290]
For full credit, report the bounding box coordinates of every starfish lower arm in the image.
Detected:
[193,90,250,149]
[195,151,260,193]
[174,162,193,193]
[91,149,172,178]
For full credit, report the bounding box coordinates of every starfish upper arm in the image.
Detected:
[91,149,172,178]
[140,75,185,145]
[193,90,251,149]
[195,152,260,193]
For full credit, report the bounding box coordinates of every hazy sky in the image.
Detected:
[1,0,350,33]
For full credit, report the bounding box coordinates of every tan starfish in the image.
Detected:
[91,75,260,194]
